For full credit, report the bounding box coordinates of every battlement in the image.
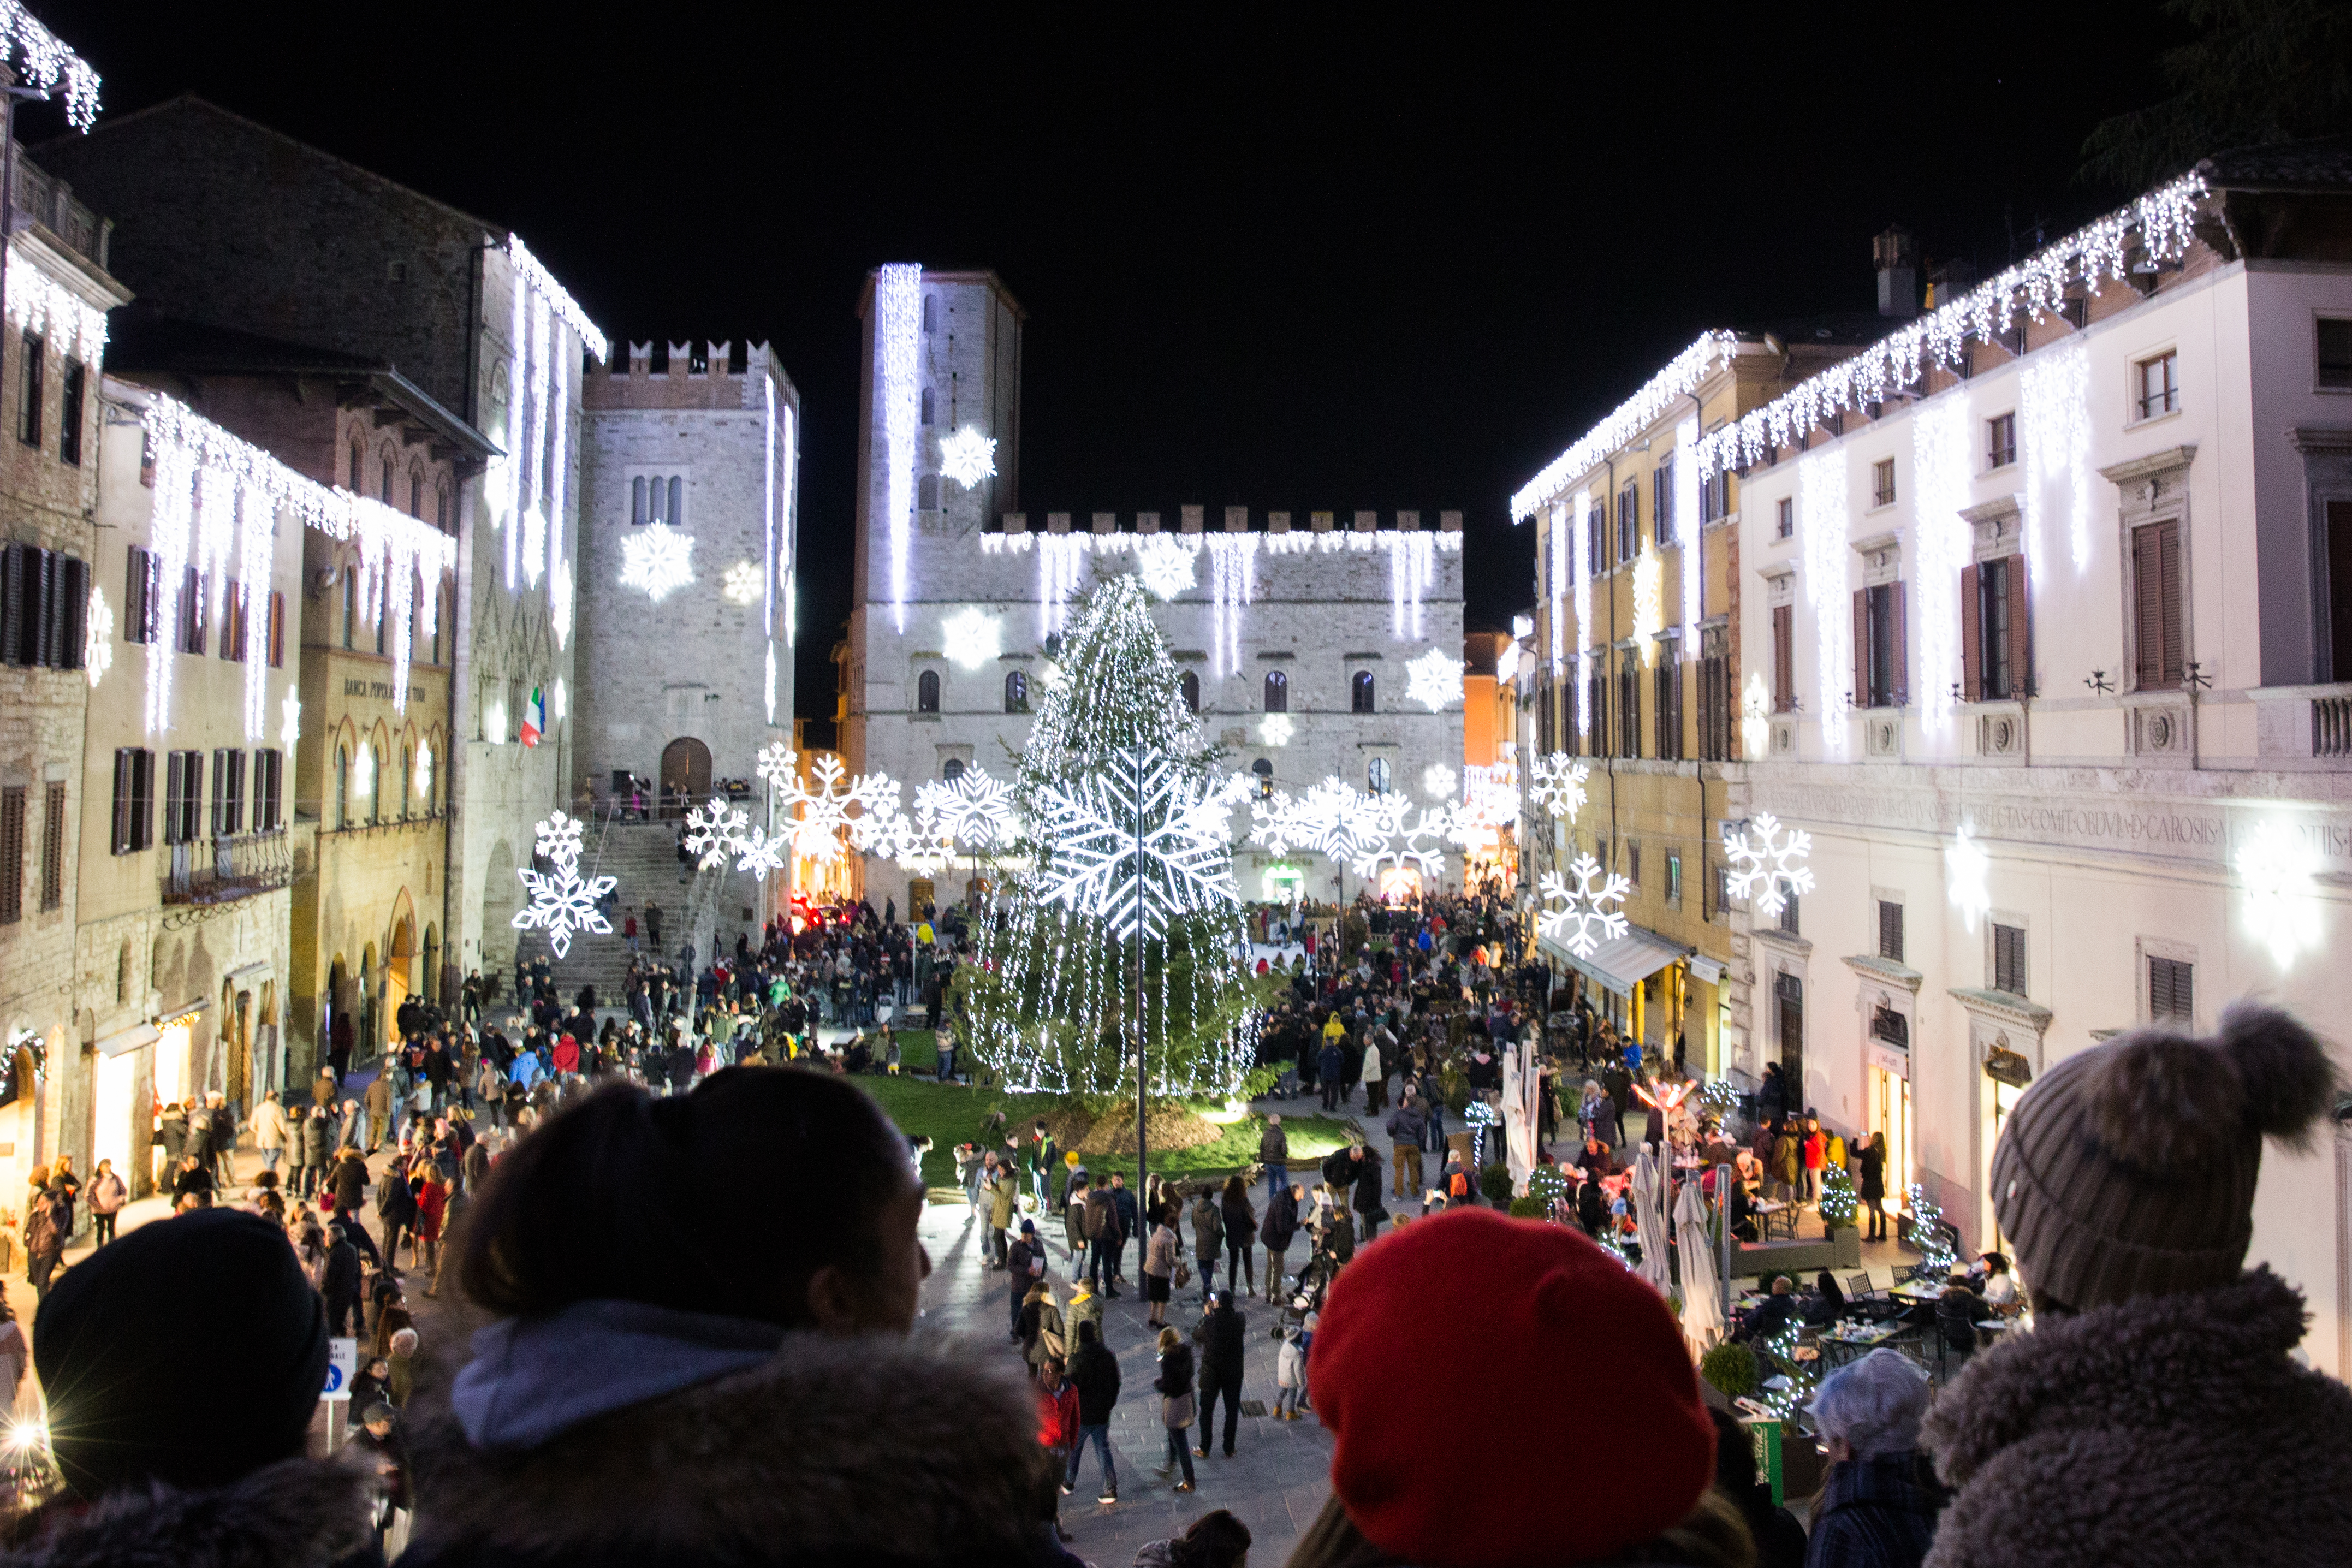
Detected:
[582,340,797,412]
[994,507,1464,537]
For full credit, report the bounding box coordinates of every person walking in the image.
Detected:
[1217,1174,1257,1297]
[987,1159,1017,1269]
[86,1158,127,1247]
[1386,1092,1428,1201]
[1317,1032,1345,1113]
[1065,1318,1121,1505]
[1006,1222,1042,1338]
[1191,1288,1247,1460]
[1189,1188,1223,1306]
[1257,1114,1288,1205]
[1259,1181,1300,1304]
[1273,1314,1309,1421]
[322,1222,361,1334]
[1854,1131,1887,1242]
[1143,1207,1179,1328]
[1153,1325,1198,1493]
[301,1104,332,1199]
[252,1090,290,1177]
[22,1186,67,1298]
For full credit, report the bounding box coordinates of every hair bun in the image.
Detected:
[2217,1001,2338,1151]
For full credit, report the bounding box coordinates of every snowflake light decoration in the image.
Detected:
[773,752,904,865]
[756,741,797,792]
[914,764,1019,850]
[1033,747,1237,941]
[1135,535,1196,599]
[280,686,302,749]
[2236,818,2315,971]
[511,810,616,959]
[722,560,762,605]
[550,559,575,650]
[1945,824,1991,934]
[939,425,999,489]
[620,522,696,602]
[1421,763,1457,800]
[1248,776,1391,866]
[729,826,791,883]
[941,605,1004,670]
[83,585,112,688]
[1723,812,1815,919]
[1741,672,1771,758]
[683,801,751,870]
[1404,648,1464,711]
[1537,856,1631,959]
[1258,713,1294,747]
[1527,752,1590,821]
[1353,797,1452,881]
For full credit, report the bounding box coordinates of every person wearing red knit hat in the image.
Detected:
[1292,1207,1748,1568]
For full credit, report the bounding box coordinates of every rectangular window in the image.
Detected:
[269,590,286,668]
[1654,461,1674,547]
[2131,520,2184,690]
[254,749,284,833]
[1964,556,2029,700]
[1654,656,1683,760]
[58,359,83,466]
[1627,839,1642,890]
[2149,955,2194,1025]
[1778,893,1801,935]
[1588,504,1608,574]
[1993,922,2028,995]
[1700,640,1730,761]
[2320,318,2352,390]
[177,566,207,655]
[0,544,85,671]
[211,749,246,837]
[126,545,157,644]
[1775,496,1793,539]
[111,747,154,854]
[163,750,204,846]
[219,582,248,662]
[1879,899,1905,963]
[0,786,20,924]
[1986,412,2016,469]
[1617,482,1638,561]
[16,331,40,448]
[40,781,63,911]
[1855,582,1906,707]
[2136,351,2179,420]
[1665,852,1683,905]
[1618,661,1640,757]
[1872,458,1896,508]
[342,569,355,650]
[1771,603,1795,712]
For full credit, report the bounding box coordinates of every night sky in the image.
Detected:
[34,4,2178,721]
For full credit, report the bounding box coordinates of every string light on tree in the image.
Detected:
[1721,813,1814,919]
[510,811,616,959]
[1905,1183,1957,1276]
[620,522,695,602]
[1536,856,1630,959]
[1404,648,1464,711]
[938,425,997,488]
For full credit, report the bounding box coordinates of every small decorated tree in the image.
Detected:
[1904,1182,1958,1275]
[1818,1162,1857,1231]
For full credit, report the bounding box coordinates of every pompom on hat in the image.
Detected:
[1993,1001,2340,1312]
[1307,1208,1712,1568]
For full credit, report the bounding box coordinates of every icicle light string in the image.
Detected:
[0,4,99,128]
[1512,332,1738,521]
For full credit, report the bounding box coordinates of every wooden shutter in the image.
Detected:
[110,750,129,854]
[1890,581,1908,704]
[39,781,63,910]
[1960,562,1982,700]
[0,787,22,923]
[58,554,84,670]
[135,750,154,851]
[1772,604,1794,710]
[2006,552,2033,698]
[2158,523,2183,686]
[35,549,62,667]
[1852,589,1869,707]
[269,591,285,667]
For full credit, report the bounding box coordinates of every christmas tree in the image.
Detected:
[956,573,1263,1100]
[1904,1182,1958,1275]
[1818,1162,1857,1229]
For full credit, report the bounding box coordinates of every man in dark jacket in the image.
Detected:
[1258,1183,1300,1304]
[1352,1148,1386,1241]
[1317,1038,1345,1112]
[322,1223,361,1334]
[1006,1223,1040,1337]
[1191,1290,1248,1459]
[1064,1320,1120,1503]
[1385,1097,1427,1199]
[1107,1172,1138,1291]
[1257,1115,1288,1204]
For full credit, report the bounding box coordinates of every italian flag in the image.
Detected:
[520,686,545,747]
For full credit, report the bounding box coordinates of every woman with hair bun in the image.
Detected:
[400,1067,1059,1568]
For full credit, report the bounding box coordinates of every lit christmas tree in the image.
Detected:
[1905,1182,1958,1275]
[957,573,1263,1098]
[1818,1162,1857,1229]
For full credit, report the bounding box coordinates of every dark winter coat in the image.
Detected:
[1192,1301,1246,1380]
[1067,1339,1121,1427]
[0,1455,375,1568]
[1921,1268,2352,1568]
[1190,1197,1222,1261]
[400,1329,1058,1568]
[1259,1187,1300,1254]
[1806,1451,1943,1568]
[1256,1124,1288,1166]
[1351,1158,1383,1217]
[1855,1142,1886,1203]
[1219,1190,1257,1249]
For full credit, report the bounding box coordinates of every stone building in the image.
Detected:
[1715,152,2352,1374]
[0,148,129,1211]
[43,97,605,1049]
[575,340,799,827]
[841,264,1465,914]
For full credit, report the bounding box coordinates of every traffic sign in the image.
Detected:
[323,1337,357,1400]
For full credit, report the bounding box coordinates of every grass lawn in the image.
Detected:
[847,1068,1352,1195]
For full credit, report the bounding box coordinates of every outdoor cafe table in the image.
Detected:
[1751,1197,1798,1240]
[1818,1317,1905,1370]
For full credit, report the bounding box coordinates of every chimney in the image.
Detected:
[1925,257,1973,311]
[1874,225,1917,319]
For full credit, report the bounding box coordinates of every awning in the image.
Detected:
[1687,955,1725,986]
[225,960,271,987]
[95,1023,159,1058]
[1536,924,1692,999]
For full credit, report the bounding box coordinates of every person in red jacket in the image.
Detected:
[551,1033,581,1078]
[1801,1116,1827,1204]
[1035,1356,1079,1544]
[411,1167,449,1273]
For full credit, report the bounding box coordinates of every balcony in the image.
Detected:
[11,154,108,270]
[163,830,292,906]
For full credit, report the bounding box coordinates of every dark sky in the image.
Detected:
[33,4,2177,721]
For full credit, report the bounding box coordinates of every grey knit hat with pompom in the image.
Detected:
[1991,1002,2338,1312]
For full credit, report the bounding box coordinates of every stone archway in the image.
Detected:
[660,737,711,819]
[387,913,415,1050]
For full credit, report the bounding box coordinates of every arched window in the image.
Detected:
[1251,757,1273,797]
[335,746,349,829]
[919,473,940,510]
[379,454,395,504]
[632,475,649,524]
[341,569,356,649]
[917,669,941,714]
[943,758,966,782]
[1368,757,1392,794]
[349,438,365,491]
[435,485,448,528]
[366,745,381,823]
[1005,669,1029,713]
[408,466,424,519]
[1351,670,1376,714]
[400,746,412,817]
[375,577,388,655]
[667,476,684,524]
[1180,670,1201,713]
[920,387,934,426]
[1263,669,1288,712]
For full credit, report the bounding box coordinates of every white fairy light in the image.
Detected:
[1404,648,1464,711]
[549,559,574,651]
[511,810,616,959]
[521,296,549,590]
[485,693,508,745]
[1033,749,1239,941]
[1248,776,1392,867]
[1421,763,1458,800]
[1945,824,1991,935]
[876,264,922,633]
[1258,713,1294,747]
[353,741,375,806]
[1513,333,1738,521]
[1797,449,1851,755]
[280,686,302,750]
[1632,545,1664,664]
[723,559,761,606]
[1910,397,1970,738]
[1723,813,1814,919]
[415,741,433,804]
[619,522,694,602]
[942,605,1004,670]
[1696,175,2208,481]
[1537,856,1631,959]
[1572,490,1593,738]
[1456,762,1521,834]
[939,425,998,488]
[504,236,609,362]
[1134,534,1197,599]
[2020,336,2094,575]
[551,677,567,723]
[1546,503,1569,675]
[1740,672,1770,758]
[1527,752,1589,822]
[2236,818,2315,971]
[545,317,572,595]
[0,9,100,128]
[1495,639,1521,685]
[1388,529,1436,641]
[1674,415,1703,649]
[6,242,106,364]
[82,584,110,688]
[914,764,1019,850]
[770,751,905,866]
[1205,534,1258,678]
[764,642,778,725]
[1037,533,1089,640]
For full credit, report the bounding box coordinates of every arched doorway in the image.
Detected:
[326,955,353,1080]
[387,917,414,1049]
[222,980,252,1113]
[359,942,379,1065]
[660,737,711,818]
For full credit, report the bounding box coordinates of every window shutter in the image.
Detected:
[1,543,23,665]
[135,750,153,851]
[2158,521,2184,686]
[110,750,129,854]
[36,549,63,667]
[1960,562,1981,700]
[2006,552,2033,698]
[126,547,147,644]
[1772,604,1793,710]
[0,787,22,924]
[211,750,225,837]
[1852,588,1868,708]
[269,591,285,667]
[59,554,84,670]
[1890,580,1908,704]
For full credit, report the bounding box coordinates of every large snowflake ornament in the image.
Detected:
[1134,535,1197,599]
[280,685,302,749]
[1404,648,1464,711]
[729,827,791,883]
[1527,752,1590,822]
[620,522,696,602]
[1723,812,1815,918]
[722,560,762,605]
[914,765,1019,851]
[756,742,798,792]
[1033,747,1238,941]
[511,810,617,959]
[1352,797,1452,881]
[1537,856,1631,959]
[939,426,999,489]
[1248,776,1391,865]
[774,752,904,865]
[683,802,751,870]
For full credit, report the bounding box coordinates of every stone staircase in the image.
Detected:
[510,816,764,1009]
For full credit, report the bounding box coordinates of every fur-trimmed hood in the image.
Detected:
[402,1326,1055,1568]
[0,1456,376,1568]
[1921,1268,2352,1567]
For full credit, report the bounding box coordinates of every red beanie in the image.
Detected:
[1309,1209,1713,1567]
